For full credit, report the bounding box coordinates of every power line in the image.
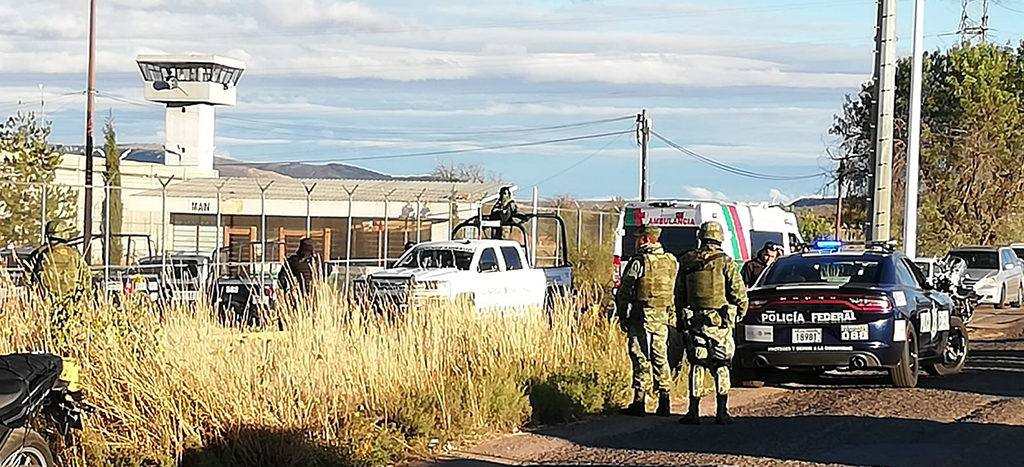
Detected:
[230,130,634,165]
[993,0,1024,14]
[529,132,625,187]
[219,113,635,137]
[95,90,633,139]
[650,131,827,181]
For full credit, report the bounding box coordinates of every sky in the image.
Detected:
[3,0,1024,202]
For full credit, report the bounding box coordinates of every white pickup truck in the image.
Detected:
[357,240,547,313]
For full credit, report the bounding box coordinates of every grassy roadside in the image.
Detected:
[0,285,636,466]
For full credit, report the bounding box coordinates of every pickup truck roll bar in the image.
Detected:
[451,212,572,268]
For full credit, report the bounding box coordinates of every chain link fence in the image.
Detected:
[3,176,628,294]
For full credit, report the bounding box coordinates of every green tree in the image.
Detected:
[797,210,833,241]
[829,43,1024,255]
[0,112,75,246]
[103,113,124,264]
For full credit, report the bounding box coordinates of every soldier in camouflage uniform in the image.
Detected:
[31,220,91,324]
[615,225,679,417]
[676,221,748,425]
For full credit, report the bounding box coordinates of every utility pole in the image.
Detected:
[835,160,845,241]
[636,109,651,201]
[904,0,925,259]
[82,0,97,263]
[868,0,897,243]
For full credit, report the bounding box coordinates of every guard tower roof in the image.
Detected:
[136,54,245,70]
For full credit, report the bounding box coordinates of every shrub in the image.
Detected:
[0,282,630,465]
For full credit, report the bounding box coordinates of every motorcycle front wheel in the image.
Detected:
[928,317,969,376]
[0,429,54,467]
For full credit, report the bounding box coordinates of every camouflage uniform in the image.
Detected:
[676,221,748,425]
[615,226,678,416]
[31,220,91,329]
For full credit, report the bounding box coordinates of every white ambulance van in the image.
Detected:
[612,200,802,285]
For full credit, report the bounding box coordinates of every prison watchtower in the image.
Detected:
[136,54,245,171]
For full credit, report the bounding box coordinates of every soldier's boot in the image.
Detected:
[655,391,671,417]
[715,394,733,425]
[679,396,701,424]
[619,390,646,417]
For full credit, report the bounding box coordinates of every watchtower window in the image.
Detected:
[137,62,242,85]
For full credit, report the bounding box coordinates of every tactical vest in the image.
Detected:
[637,251,678,309]
[684,250,729,310]
[40,244,85,295]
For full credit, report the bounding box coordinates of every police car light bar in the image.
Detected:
[813,239,843,252]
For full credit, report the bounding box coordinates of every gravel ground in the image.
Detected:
[424,307,1024,467]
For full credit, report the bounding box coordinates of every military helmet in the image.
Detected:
[698,221,725,243]
[45,219,75,240]
[636,225,662,239]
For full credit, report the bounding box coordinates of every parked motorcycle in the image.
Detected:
[0,354,86,466]
[933,255,979,324]
[924,255,977,376]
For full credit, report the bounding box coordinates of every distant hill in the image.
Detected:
[214,158,393,180]
[63,144,451,181]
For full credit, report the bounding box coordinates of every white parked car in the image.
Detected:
[356,240,547,314]
[949,246,1024,308]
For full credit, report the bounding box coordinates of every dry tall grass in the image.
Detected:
[0,284,631,466]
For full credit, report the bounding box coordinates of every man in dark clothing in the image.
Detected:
[279,238,318,294]
[740,242,780,288]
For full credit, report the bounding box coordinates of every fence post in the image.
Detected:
[382,188,395,266]
[215,178,229,276]
[157,175,175,273]
[599,211,604,245]
[531,187,539,265]
[257,180,274,291]
[415,189,426,243]
[303,181,317,236]
[103,183,111,288]
[554,204,562,265]
[39,182,47,245]
[344,185,358,295]
[448,185,457,241]
[575,201,582,251]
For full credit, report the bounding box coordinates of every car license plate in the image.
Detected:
[792,328,822,344]
[225,286,239,294]
[841,324,869,341]
[173,291,198,301]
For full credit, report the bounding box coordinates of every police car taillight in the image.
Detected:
[848,296,892,312]
[748,299,769,313]
[613,255,622,287]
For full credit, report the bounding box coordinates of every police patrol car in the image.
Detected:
[736,240,969,388]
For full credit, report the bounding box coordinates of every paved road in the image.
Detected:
[429,307,1024,467]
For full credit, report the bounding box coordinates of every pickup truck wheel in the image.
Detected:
[890,324,920,388]
[927,317,968,376]
[995,285,1006,309]
[0,429,55,467]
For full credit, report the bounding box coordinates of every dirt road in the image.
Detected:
[432,308,1024,467]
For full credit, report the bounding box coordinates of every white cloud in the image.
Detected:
[215,135,292,146]
[0,1,869,89]
[261,0,405,31]
[768,188,794,204]
[683,185,728,201]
